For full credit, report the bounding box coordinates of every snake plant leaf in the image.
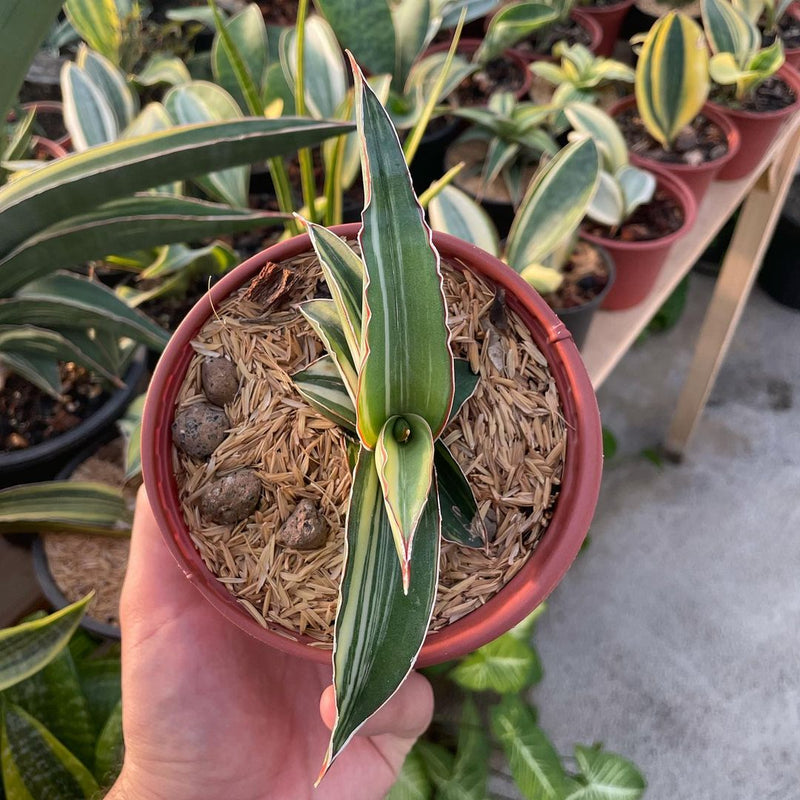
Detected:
[209,0,265,115]
[5,619,96,768]
[292,355,358,431]
[569,745,646,800]
[94,701,124,786]
[350,55,454,448]
[0,325,119,396]
[303,221,364,361]
[315,0,397,83]
[0,481,131,535]
[634,12,710,148]
[564,102,628,173]
[617,164,657,219]
[0,117,353,257]
[77,45,138,132]
[439,0,501,28]
[165,82,248,207]
[280,15,348,120]
[3,110,36,165]
[491,696,571,799]
[449,358,480,422]
[136,54,192,87]
[1,272,169,351]
[587,169,625,227]
[520,263,566,294]
[435,441,485,548]
[386,747,433,800]
[121,104,184,195]
[391,0,433,93]
[61,60,119,151]
[77,659,122,732]
[709,39,784,97]
[506,136,600,275]
[0,352,60,399]
[299,299,359,400]
[0,196,285,296]
[376,414,436,591]
[64,0,122,64]
[483,138,522,189]
[321,448,441,780]
[118,394,145,482]
[1,703,100,799]
[0,597,91,692]
[139,240,237,280]
[476,3,559,64]
[732,0,765,23]
[428,185,501,257]
[702,0,761,65]
[0,0,63,127]
[451,632,543,693]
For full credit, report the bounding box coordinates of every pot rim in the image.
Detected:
[707,63,800,121]
[141,225,603,666]
[579,0,635,16]
[580,165,698,253]
[610,96,742,173]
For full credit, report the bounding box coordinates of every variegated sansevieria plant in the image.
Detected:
[702,0,785,102]
[429,137,600,295]
[634,12,711,149]
[290,54,487,782]
[565,103,657,232]
[733,0,795,35]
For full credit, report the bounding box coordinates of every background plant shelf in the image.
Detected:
[581,114,800,458]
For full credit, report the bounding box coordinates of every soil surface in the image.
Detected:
[712,75,797,112]
[0,364,106,452]
[588,0,629,6]
[255,0,296,25]
[514,18,593,59]
[616,107,729,165]
[541,240,610,309]
[763,13,800,50]
[453,55,525,106]
[583,189,684,241]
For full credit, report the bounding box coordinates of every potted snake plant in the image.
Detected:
[702,0,800,179]
[141,56,603,783]
[566,102,697,308]
[733,0,800,69]
[610,11,740,202]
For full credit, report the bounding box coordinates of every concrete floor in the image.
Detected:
[529,273,800,800]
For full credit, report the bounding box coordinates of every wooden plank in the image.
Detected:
[581,114,800,389]
[664,124,800,458]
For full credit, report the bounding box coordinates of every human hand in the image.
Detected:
[108,487,433,800]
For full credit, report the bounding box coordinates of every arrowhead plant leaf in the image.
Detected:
[321,448,441,780]
[376,413,436,592]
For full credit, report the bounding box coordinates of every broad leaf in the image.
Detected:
[0,481,131,535]
[292,355,358,430]
[94,701,124,786]
[0,351,61,399]
[350,57,454,448]
[391,0,432,92]
[564,102,628,174]
[439,698,489,800]
[428,185,501,258]
[61,60,119,151]
[0,598,91,692]
[566,746,646,800]
[0,195,285,296]
[2,272,169,351]
[164,81,248,207]
[491,696,571,800]
[321,448,441,779]
[136,54,192,87]
[5,621,96,768]
[0,704,99,799]
[617,165,656,219]
[386,747,433,800]
[506,137,599,274]
[701,0,761,64]
[451,632,543,693]
[435,441,485,548]
[586,170,625,228]
[64,0,122,63]
[415,741,456,790]
[304,221,364,361]
[299,299,359,399]
[376,413,436,591]
[77,45,138,132]
[0,117,353,256]
[477,2,558,63]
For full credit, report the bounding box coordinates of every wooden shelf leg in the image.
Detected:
[664,127,800,460]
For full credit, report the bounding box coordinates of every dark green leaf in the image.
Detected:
[77,659,121,732]
[94,701,124,786]
[435,441,485,548]
[386,746,433,800]
[602,428,617,460]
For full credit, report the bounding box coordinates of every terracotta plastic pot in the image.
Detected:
[611,96,741,204]
[581,167,697,310]
[552,244,616,350]
[709,63,800,180]
[512,10,604,63]
[141,225,603,667]
[580,0,635,57]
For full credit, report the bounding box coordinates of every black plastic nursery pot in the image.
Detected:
[0,347,147,488]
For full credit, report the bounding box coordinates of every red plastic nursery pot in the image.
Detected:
[141,225,603,668]
[580,0,635,57]
[517,10,604,63]
[581,166,697,310]
[611,96,741,204]
[709,63,800,180]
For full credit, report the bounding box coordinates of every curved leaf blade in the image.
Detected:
[292,355,357,430]
[567,746,646,800]
[387,747,433,800]
[77,45,138,131]
[61,60,119,151]
[563,102,628,173]
[94,701,124,786]
[350,56,454,448]
[451,632,543,693]
[428,184,500,257]
[0,597,92,692]
[64,0,121,63]
[435,441,485,548]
